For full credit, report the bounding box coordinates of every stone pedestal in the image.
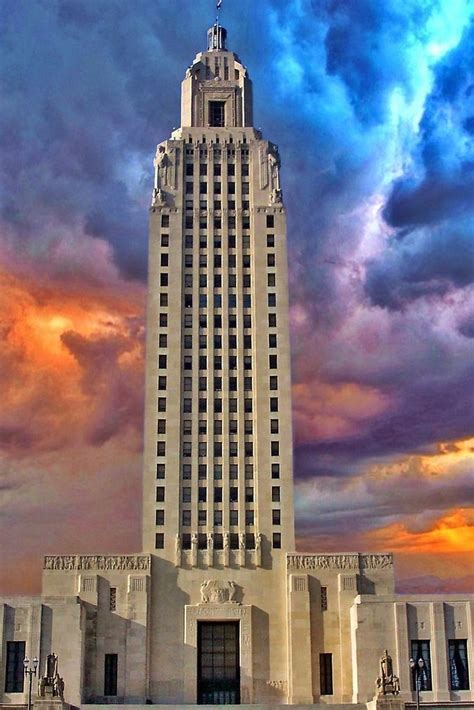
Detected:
[34,697,69,710]
[367,694,405,710]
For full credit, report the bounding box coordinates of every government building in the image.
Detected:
[1,20,473,709]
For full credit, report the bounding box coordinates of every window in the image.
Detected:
[198,510,207,526]
[243,294,251,308]
[161,253,168,267]
[160,293,168,307]
[245,442,253,457]
[269,334,277,348]
[245,510,254,526]
[5,641,25,692]
[182,510,191,526]
[161,215,169,228]
[104,653,118,696]
[270,376,278,390]
[272,486,280,502]
[157,463,165,479]
[266,215,274,228]
[243,273,251,287]
[230,487,238,502]
[410,641,432,691]
[200,182,207,195]
[155,532,164,549]
[245,487,254,503]
[229,355,237,370]
[200,163,207,176]
[159,313,168,327]
[267,273,276,287]
[272,532,281,549]
[214,163,221,176]
[182,464,191,479]
[183,442,192,458]
[199,355,207,370]
[155,510,164,526]
[245,464,253,479]
[271,441,280,456]
[156,486,165,502]
[272,463,280,479]
[184,273,193,288]
[241,163,249,176]
[199,376,207,391]
[244,420,253,434]
[159,355,167,369]
[185,234,193,248]
[449,640,470,690]
[214,463,222,479]
[320,653,333,695]
[229,442,238,457]
[229,398,238,413]
[157,419,166,434]
[183,398,192,413]
[242,215,250,229]
[184,356,192,371]
[198,487,207,503]
[182,487,191,503]
[185,215,193,229]
[209,100,225,127]
[269,313,277,327]
[159,333,167,347]
[244,335,252,349]
[214,399,222,413]
[214,487,223,503]
[229,376,237,391]
[199,399,207,413]
[186,182,193,194]
[268,293,276,307]
[267,254,275,267]
[214,510,222,526]
[244,377,252,391]
[272,509,281,525]
[228,163,235,176]
[109,586,117,611]
[214,442,222,457]
[321,586,328,611]
[229,293,237,308]
[184,294,193,308]
[158,376,167,390]
[158,397,166,412]
[230,464,238,479]
[157,442,166,456]
[244,398,253,413]
[230,510,238,525]
[242,254,251,268]
[186,163,193,176]
[270,397,278,412]
[270,419,279,434]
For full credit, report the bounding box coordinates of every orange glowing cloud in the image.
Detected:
[293,379,391,443]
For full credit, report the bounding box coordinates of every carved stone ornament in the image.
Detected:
[266,680,287,691]
[43,554,151,571]
[200,579,237,604]
[287,552,394,571]
[286,553,359,570]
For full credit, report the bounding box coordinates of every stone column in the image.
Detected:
[430,602,450,701]
[287,574,313,704]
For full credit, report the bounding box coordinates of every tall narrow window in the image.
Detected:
[449,640,470,690]
[320,653,333,695]
[5,641,25,692]
[410,641,432,690]
[209,101,225,127]
[109,587,117,611]
[104,653,118,696]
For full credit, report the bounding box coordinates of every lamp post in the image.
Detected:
[409,657,425,710]
[23,656,38,710]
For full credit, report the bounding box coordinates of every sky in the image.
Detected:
[0,0,473,596]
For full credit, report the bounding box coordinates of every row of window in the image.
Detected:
[157,439,281,457]
[174,233,276,249]
[156,485,280,504]
[155,532,282,550]
[156,387,279,413]
[178,253,276,268]
[185,162,249,177]
[158,462,280,480]
[157,417,280,434]
[160,214,276,229]
[165,509,282,527]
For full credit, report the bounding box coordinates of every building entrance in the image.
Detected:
[197,621,240,704]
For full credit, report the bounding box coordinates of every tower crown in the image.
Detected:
[179,23,253,129]
[207,21,227,51]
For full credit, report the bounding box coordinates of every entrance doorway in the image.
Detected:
[197,621,240,704]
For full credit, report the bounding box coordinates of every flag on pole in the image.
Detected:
[217,0,222,8]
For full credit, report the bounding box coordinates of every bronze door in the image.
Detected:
[197,621,240,704]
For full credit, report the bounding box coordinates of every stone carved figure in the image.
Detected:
[175,534,181,566]
[200,579,237,604]
[39,653,64,700]
[207,532,214,550]
[239,532,246,550]
[223,532,230,550]
[255,533,262,551]
[376,650,400,696]
[191,533,198,551]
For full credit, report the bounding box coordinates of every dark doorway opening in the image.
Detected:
[197,621,240,704]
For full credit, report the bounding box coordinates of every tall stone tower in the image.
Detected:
[141,20,295,703]
[143,22,294,565]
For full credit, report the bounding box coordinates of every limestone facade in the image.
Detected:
[1,21,473,709]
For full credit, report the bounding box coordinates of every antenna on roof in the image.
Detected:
[216,0,222,23]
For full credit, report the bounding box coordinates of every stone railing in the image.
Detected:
[43,554,151,572]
